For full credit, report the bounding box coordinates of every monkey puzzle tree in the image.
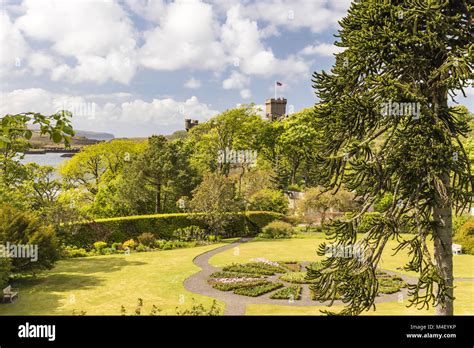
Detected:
[308,0,472,315]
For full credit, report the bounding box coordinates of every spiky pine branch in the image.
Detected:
[308,0,473,315]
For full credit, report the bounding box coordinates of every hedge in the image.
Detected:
[454,217,474,255]
[58,211,283,248]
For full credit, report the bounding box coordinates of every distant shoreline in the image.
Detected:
[23,148,80,155]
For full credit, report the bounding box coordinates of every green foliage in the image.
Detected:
[453,215,471,235]
[209,280,267,291]
[259,220,294,239]
[279,271,317,284]
[308,0,473,315]
[454,217,474,254]
[173,225,207,242]
[189,172,241,237]
[93,241,107,252]
[175,299,222,316]
[137,232,155,247]
[248,189,288,214]
[374,193,394,213]
[0,258,11,288]
[117,136,199,215]
[222,262,287,276]
[0,205,59,273]
[63,246,88,258]
[233,282,283,297]
[270,285,302,300]
[122,239,137,250]
[58,211,280,248]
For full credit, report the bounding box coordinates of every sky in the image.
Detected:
[0,0,472,138]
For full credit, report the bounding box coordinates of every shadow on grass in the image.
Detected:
[57,257,147,275]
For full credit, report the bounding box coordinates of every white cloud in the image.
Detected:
[240,89,252,99]
[139,0,226,71]
[0,11,29,76]
[0,88,219,137]
[184,78,202,89]
[124,0,166,23]
[222,71,249,89]
[221,6,309,77]
[299,43,345,57]
[15,0,138,84]
[218,0,351,33]
[27,52,58,75]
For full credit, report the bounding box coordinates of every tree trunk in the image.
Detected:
[155,182,161,214]
[433,172,454,315]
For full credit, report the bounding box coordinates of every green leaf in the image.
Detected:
[51,132,62,143]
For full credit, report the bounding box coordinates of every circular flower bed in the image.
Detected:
[208,259,407,300]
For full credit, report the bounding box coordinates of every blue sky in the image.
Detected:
[0,0,472,137]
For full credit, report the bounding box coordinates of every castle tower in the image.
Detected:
[265,98,287,121]
[185,119,199,131]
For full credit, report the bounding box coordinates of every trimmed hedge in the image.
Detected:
[58,211,282,248]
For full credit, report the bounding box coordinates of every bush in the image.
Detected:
[258,221,294,239]
[58,211,282,248]
[136,244,150,252]
[453,215,470,235]
[0,205,59,273]
[454,217,474,254]
[248,189,288,214]
[111,242,123,251]
[137,232,155,247]
[270,285,302,300]
[93,241,107,252]
[64,246,88,258]
[0,258,11,288]
[173,225,207,241]
[123,239,137,250]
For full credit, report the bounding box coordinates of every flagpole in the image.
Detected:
[274,81,277,99]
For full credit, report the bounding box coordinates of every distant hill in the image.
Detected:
[73,130,115,141]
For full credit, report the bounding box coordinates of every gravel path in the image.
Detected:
[183,238,473,315]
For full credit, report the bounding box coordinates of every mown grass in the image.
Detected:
[0,244,227,315]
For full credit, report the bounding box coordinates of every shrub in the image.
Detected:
[258,220,294,239]
[279,271,317,284]
[0,258,11,288]
[137,232,155,247]
[111,242,123,251]
[136,244,149,252]
[93,241,107,252]
[101,247,115,255]
[64,246,88,258]
[248,189,288,214]
[0,205,59,273]
[454,217,474,254]
[209,279,267,291]
[233,282,283,297]
[270,285,302,300]
[173,225,207,242]
[123,239,137,250]
[222,262,287,275]
[453,215,470,235]
[58,211,282,248]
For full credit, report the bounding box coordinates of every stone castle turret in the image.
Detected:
[185,119,199,131]
[265,98,287,122]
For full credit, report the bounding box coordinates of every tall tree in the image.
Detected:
[119,136,197,214]
[308,0,472,315]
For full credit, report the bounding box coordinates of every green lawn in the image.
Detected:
[246,281,474,315]
[209,232,474,278]
[0,244,227,315]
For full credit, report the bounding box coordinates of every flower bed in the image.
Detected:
[209,279,267,291]
[222,262,287,276]
[279,271,317,284]
[233,282,283,297]
[270,285,302,300]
